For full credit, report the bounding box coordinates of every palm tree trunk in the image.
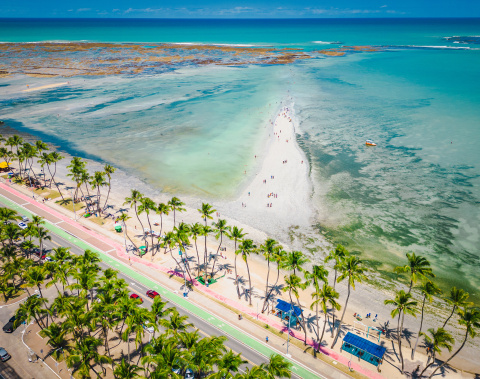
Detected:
[320,313,328,347]
[315,301,320,349]
[234,250,240,299]
[203,233,208,285]
[428,330,468,379]
[102,179,111,211]
[194,238,201,278]
[442,305,456,328]
[398,312,405,374]
[262,257,271,313]
[331,269,337,338]
[420,351,436,377]
[211,234,222,276]
[412,295,427,360]
[46,165,64,200]
[265,263,281,313]
[245,256,253,305]
[331,281,350,348]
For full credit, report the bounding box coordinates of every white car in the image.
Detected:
[143,324,154,334]
[185,369,195,379]
[45,256,55,262]
[21,216,29,222]
[17,222,27,230]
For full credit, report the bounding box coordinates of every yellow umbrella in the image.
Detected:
[0,162,11,169]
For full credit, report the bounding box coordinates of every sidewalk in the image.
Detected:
[0,182,378,379]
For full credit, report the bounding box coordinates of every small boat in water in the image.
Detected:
[365,140,377,146]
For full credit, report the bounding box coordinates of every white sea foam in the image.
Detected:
[312,40,341,45]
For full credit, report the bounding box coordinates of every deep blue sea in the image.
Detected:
[1,18,480,299]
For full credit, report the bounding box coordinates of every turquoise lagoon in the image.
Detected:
[1,18,480,299]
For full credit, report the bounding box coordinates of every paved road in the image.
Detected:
[0,188,352,379]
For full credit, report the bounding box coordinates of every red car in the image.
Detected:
[130,293,143,303]
[146,290,159,299]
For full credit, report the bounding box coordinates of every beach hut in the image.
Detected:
[341,332,386,371]
[274,299,303,327]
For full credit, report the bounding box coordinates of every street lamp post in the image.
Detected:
[286,304,293,357]
[70,190,77,221]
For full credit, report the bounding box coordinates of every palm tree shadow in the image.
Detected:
[303,313,319,340]
[401,327,415,348]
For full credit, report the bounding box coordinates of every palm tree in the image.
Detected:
[226,226,246,297]
[201,225,214,285]
[90,171,107,215]
[156,202,170,237]
[283,274,309,344]
[211,219,230,276]
[412,280,441,360]
[198,202,216,227]
[261,353,292,378]
[325,244,348,289]
[264,249,286,314]
[16,294,48,329]
[118,212,138,252]
[428,307,480,378]
[66,335,111,378]
[394,252,435,293]
[239,238,257,305]
[260,238,280,313]
[442,287,472,328]
[46,151,64,198]
[210,350,247,379]
[36,226,51,255]
[39,322,69,360]
[234,366,266,378]
[384,290,418,373]
[67,157,87,202]
[190,222,203,277]
[6,135,24,176]
[25,265,46,298]
[283,250,309,276]
[311,282,340,349]
[331,255,367,347]
[102,163,116,210]
[419,327,454,378]
[168,197,185,227]
[124,189,145,239]
[138,196,156,253]
[160,309,192,337]
[114,358,142,379]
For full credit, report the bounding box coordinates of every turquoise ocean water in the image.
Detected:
[1,18,480,299]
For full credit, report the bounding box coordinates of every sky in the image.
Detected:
[1,0,479,18]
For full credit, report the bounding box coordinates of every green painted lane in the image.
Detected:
[0,195,322,379]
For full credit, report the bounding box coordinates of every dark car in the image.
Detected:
[146,290,159,299]
[0,347,11,362]
[2,316,17,333]
[130,293,143,303]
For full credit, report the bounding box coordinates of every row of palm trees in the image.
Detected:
[119,194,480,378]
[0,207,293,378]
[381,252,480,377]
[0,134,116,216]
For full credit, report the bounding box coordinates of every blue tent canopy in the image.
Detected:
[342,332,386,367]
[275,299,302,317]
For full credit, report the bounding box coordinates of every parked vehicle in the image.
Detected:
[21,216,29,222]
[2,316,17,333]
[0,347,11,362]
[146,290,159,299]
[185,368,195,379]
[130,293,143,303]
[17,221,27,229]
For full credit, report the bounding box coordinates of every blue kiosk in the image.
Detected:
[341,332,386,371]
[274,299,303,327]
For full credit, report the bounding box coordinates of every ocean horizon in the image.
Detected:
[1,17,480,301]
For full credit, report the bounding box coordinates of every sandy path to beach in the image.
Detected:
[22,82,69,92]
[227,105,313,233]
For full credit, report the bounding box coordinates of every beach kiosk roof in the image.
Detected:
[275,299,302,317]
[341,332,386,368]
[0,161,11,169]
